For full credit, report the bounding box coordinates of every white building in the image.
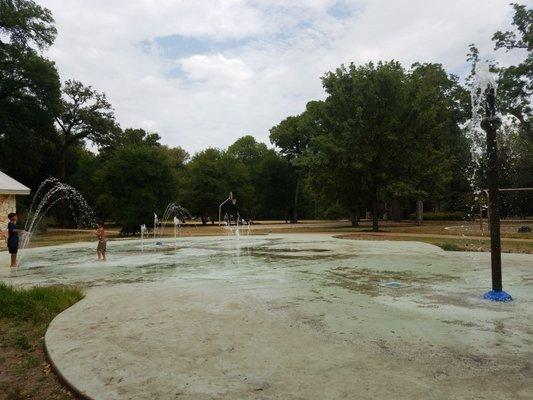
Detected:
[0,171,31,230]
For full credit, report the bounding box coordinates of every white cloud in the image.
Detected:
[39,0,525,153]
[179,54,253,85]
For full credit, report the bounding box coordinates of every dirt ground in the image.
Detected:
[0,319,74,400]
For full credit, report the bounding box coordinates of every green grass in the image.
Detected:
[439,242,464,251]
[0,283,84,325]
[0,284,84,400]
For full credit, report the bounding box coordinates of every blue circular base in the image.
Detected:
[483,290,513,302]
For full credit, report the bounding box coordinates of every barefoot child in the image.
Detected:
[96,221,107,261]
[7,213,26,268]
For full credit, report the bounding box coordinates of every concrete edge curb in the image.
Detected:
[44,299,95,400]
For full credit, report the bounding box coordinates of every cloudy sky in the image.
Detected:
[39,0,526,153]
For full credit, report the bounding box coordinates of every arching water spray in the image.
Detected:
[18,178,94,266]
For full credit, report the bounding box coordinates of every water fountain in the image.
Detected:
[219,193,242,236]
[470,62,512,302]
[173,216,180,248]
[223,212,241,236]
[146,204,191,248]
[140,224,148,252]
[20,178,95,252]
[153,213,159,241]
[15,178,94,267]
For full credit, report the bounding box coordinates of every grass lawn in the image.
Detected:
[335,232,533,253]
[0,284,84,400]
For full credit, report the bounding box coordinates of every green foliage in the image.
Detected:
[0,283,83,324]
[97,142,178,227]
[0,0,57,49]
[0,0,61,189]
[302,61,466,230]
[492,3,532,51]
[228,135,289,219]
[56,80,120,180]
[182,148,253,224]
[270,110,314,222]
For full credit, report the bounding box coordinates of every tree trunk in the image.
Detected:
[372,199,379,232]
[391,199,401,222]
[292,174,299,223]
[348,207,359,227]
[416,200,423,226]
[60,145,68,227]
[60,146,67,182]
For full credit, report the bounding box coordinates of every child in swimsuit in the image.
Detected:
[96,221,107,261]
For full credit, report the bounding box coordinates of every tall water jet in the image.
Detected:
[153,213,159,241]
[140,224,147,252]
[470,62,512,302]
[173,216,180,248]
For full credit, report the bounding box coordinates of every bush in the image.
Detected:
[408,211,465,221]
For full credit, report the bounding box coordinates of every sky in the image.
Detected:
[39,0,528,154]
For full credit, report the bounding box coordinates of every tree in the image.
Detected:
[401,63,470,211]
[0,0,61,189]
[97,144,178,227]
[493,4,532,207]
[227,135,288,219]
[269,112,313,223]
[319,61,408,231]
[182,148,252,225]
[55,80,120,182]
[301,99,367,227]
[0,0,57,49]
[492,3,532,125]
[303,61,466,230]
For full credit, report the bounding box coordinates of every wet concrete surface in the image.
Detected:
[2,234,532,399]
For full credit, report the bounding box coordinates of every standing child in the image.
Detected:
[96,221,107,261]
[7,213,26,268]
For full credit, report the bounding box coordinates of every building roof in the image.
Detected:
[0,171,31,195]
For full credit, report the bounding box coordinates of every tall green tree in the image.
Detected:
[401,63,470,210]
[301,99,365,226]
[319,61,407,231]
[227,135,289,219]
[269,111,314,223]
[55,80,120,182]
[303,61,466,230]
[97,143,178,227]
[0,0,61,188]
[182,148,252,225]
[0,0,56,49]
[492,3,532,125]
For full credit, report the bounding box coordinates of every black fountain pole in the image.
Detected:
[480,85,512,301]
